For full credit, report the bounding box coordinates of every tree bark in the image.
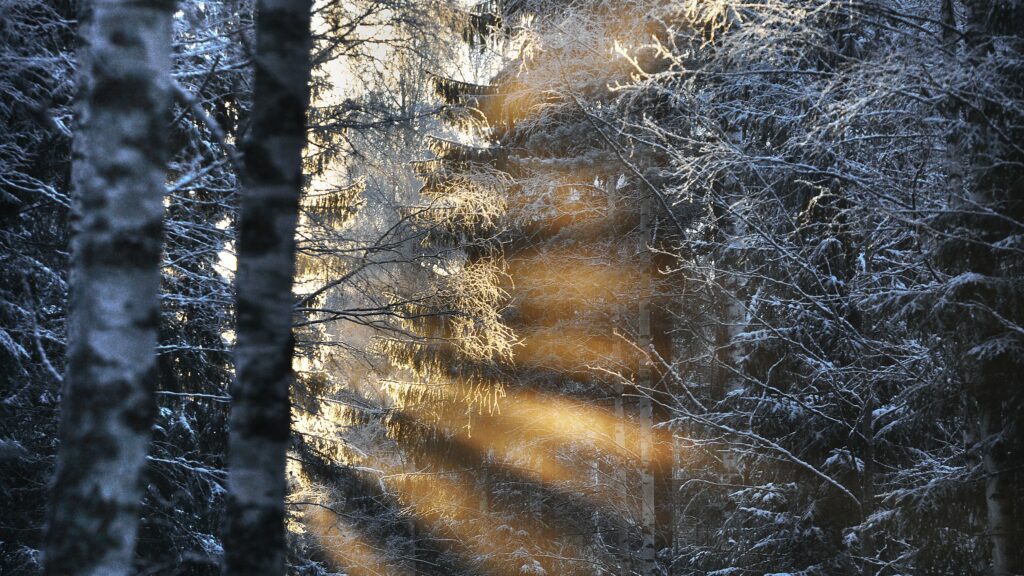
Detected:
[948,2,1024,574]
[222,0,312,573]
[43,1,173,574]
[606,177,632,571]
[638,195,656,576]
[652,205,677,560]
[979,395,1014,576]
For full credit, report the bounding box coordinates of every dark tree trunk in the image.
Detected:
[638,194,656,576]
[652,217,676,559]
[222,0,312,573]
[43,1,173,574]
[939,2,1024,574]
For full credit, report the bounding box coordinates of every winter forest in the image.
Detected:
[1,0,1022,574]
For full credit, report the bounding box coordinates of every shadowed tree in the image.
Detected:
[42,0,174,574]
[933,1,1024,573]
[221,0,313,573]
[0,0,73,572]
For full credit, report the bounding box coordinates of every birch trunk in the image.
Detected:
[222,0,312,572]
[979,395,1014,576]
[43,2,172,574]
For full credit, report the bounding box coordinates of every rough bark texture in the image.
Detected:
[952,2,1024,574]
[43,2,172,574]
[222,0,312,573]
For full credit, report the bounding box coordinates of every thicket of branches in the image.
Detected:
[380,0,1023,573]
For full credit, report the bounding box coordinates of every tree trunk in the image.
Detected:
[479,448,492,515]
[43,2,173,574]
[979,395,1014,576]
[638,195,656,576]
[652,208,677,560]
[951,2,1024,574]
[407,515,418,575]
[607,177,631,571]
[638,378,656,576]
[612,377,631,571]
[222,0,312,573]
